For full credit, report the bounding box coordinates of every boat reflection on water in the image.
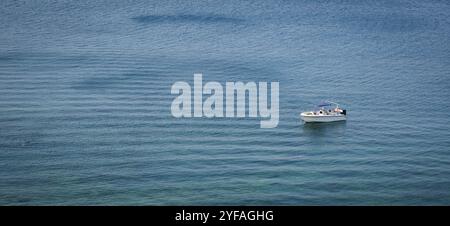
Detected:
[302,120,347,137]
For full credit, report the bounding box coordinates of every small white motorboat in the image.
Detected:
[300,101,347,123]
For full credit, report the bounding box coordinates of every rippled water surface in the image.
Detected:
[1,0,450,205]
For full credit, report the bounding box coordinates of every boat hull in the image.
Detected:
[300,114,346,123]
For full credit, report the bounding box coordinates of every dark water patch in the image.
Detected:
[132,14,244,25]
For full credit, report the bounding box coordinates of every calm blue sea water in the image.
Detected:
[1,0,450,205]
